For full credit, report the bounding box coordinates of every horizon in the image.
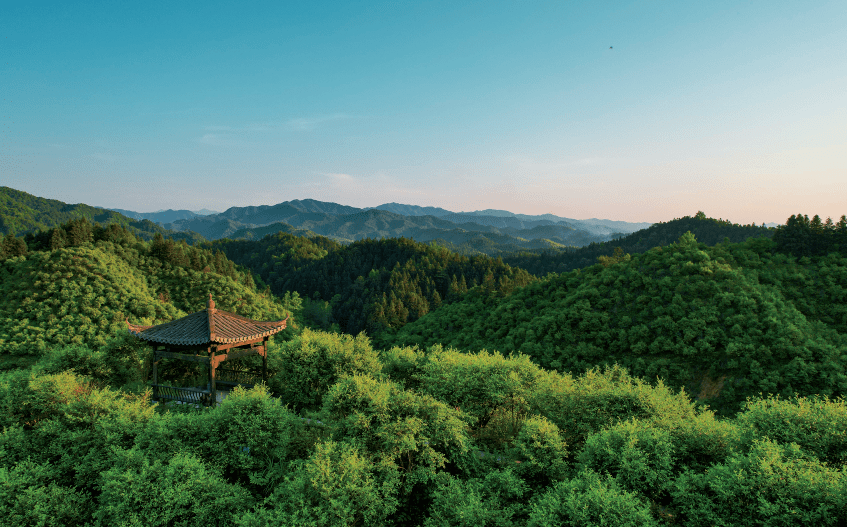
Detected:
[4,1,845,225]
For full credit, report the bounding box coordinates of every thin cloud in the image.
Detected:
[325,172,355,181]
[204,123,274,132]
[89,153,119,161]
[286,114,353,131]
[197,133,233,146]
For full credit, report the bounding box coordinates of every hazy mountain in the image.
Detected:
[107,208,213,224]
[4,188,651,256]
[367,203,454,217]
[0,187,205,244]
[449,209,652,235]
[438,213,568,231]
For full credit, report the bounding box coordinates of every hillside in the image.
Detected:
[503,212,778,276]
[0,186,206,245]
[105,208,218,223]
[159,197,637,253]
[2,211,847,526]
[393,231,847,415]
[0,218,299,370]
[204,233,536,342]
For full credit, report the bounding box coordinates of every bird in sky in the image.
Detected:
[609,46,613,49]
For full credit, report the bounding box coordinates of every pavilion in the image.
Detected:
[127,293,288,407]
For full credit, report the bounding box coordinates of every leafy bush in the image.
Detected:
[379,344,429,391]
[527,469,658,527]
[528,364,697,451]
[671,438,847,526]
[668,408,740,472]
[578,419,676,500]
[509,414,569,486]
[96,448,254,527]
[322,373,469,475]
[735,394,847,468]
[0,370,156,494]
[266,329,383,412]
[413,347,545,448]
[188,384,316,495]
[134,384,314,496]
[0,459,95,527]
[35,332,151,390]
[236,440,399,527]
[424,469,530,527]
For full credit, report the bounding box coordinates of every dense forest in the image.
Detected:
[0,217,300,370]
[204,233,537,346]
[502,212,778,276]
[394,226,847,416]
[1,205,846,526]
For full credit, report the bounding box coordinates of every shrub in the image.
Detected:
[527,469,658,527]
[190,384,316,495]
[510,415,569,486]
[96,448,254,527]
[0,371,157,491]
[669,408,740,472]
[735,394,847,468]
[424,469,530,527]
[528,364,697,451]
[266,329,383,412]
[414,347,545,448]
[321,373,470,491]
[236,440,399,527]
[671,438,847,526]
[133,384,314,496]
[35,331,151,390]
[379,344,428,391]
[578,419,676,500]
[0,459,95,527]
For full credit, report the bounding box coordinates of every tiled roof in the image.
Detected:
[127,293,288,347]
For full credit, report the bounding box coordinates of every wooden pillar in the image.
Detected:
[262,337,268,385]
[209,346,217,407]
[152,350,159,403]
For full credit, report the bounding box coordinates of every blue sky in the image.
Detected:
[3,1,845,224]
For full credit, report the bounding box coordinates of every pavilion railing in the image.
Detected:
[216,367,262,388]
[151,385,214,407]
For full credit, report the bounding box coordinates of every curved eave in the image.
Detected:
[212,314,289,344]
[126,314,289,346]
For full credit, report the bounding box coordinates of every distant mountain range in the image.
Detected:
[104,208,221,224]
[3,186,791,259]
[104,200,652,252]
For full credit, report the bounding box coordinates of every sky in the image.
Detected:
[3,0,845,224]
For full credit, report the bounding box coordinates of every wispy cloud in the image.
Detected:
[504,155,605,171]
[325,172,355,181]
[286,114,353,131]
[198,115,352,145]
[197,133,233,146]
[89,153,119,162]
[204,123,274,132]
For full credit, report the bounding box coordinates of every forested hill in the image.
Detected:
[204,233,536,342]
[394,227,847,415]
[0,217,299,370]
[503,212,777,276]
[0,186,205,244]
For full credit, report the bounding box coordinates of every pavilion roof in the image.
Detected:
[126,293,288,347]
